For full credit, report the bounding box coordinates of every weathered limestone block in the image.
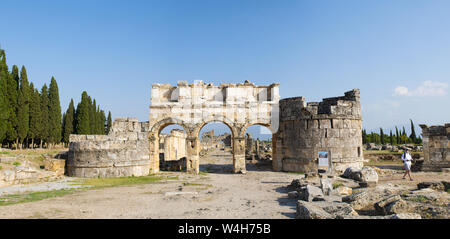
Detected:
[296,201,334,219]
[320,178,333,196]
[44,159,66,176]
[299,185,324,202]
[334,186,353,196]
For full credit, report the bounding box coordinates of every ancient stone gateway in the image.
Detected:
[148,80,280,174]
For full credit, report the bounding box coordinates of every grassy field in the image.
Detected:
[0,174,179,207]
[363,150,422,155]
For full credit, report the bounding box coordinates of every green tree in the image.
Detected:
[39,84,50,148]
[62,99,75,145]
[5,65,19,147]
[75,91,91,134]
[380,128,385,145]
[28,85,41,149]
[362,129,368,144]
[389,130,394,145]
[0,49,8,144]
[106,111,112,134]
[17,66,30,149]
[99,109,106,135]
[395,127,399,145]
[48,77,61,147]
[409,119,417,144]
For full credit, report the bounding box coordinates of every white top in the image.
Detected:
[401,152,412,162]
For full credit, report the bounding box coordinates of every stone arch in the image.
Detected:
[150,117,190,136]
[148,117,192,174]
[193,116,236,138]
[242,123,274,166]
[242,122,272,138]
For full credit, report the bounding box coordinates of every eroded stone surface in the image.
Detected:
[273,89,364,174]
[67,118,150,178]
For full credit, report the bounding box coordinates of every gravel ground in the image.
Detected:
[0,177,89,196]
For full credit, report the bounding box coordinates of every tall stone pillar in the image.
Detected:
[232,137,247,173]
[149,133,160,174]
[186,136,200,174]
[272,132,283,171]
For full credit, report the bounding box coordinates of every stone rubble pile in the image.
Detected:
[289,167,450,219]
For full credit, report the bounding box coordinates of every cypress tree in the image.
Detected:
[48,77,61,147]
[39,84,50,148]
[389,130,393,145]
[6,65,19,147]
[61,112,66,143]
[380,128,384,145]
[99,109,106,135]
[395,127,399,145]
[0,49,8,144]
[28,85,41,149]
[409,119,417,143]
[75,91,91,134]
[106,111,112,134]
[17,66,30,149]
[89,98,96,134]
[62,99,75,144]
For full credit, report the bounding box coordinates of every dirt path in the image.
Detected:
[0,148,300,219]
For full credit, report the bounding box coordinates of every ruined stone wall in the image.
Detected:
[67,118,150,178]
[420,124,450,171]
[159,129,187,161]
[273,89,363,173]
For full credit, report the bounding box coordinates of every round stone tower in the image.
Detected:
[272,89,364,173]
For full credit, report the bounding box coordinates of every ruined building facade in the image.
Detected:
[419,124,449,171]
[273,89,363,173]
[148,80,280,174]
[159,129,187,162]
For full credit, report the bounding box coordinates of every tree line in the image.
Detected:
[362,119,422,145]
[0,47,112,149]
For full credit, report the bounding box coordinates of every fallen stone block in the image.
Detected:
[299,185,324,202]
[320,178,333,195]
[334,186,352,196]
[374,195,402,215]
[296,201,333,219]
[315,201,359,218]
[343,191,384,210]
[44,158,66,177]
[417,181,445,191]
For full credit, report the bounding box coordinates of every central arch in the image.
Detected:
[197,121,234,173]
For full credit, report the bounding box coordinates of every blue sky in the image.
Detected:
[2,0,449,137]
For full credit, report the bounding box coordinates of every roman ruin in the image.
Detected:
[419,124,450,171]
[273,89,364,173]
[148,80,280,174]
[67,118,150,177]
[66,81,367,177]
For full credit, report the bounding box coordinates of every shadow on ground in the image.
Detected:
[275,185,297,219]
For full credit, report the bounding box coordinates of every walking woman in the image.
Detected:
[401,149,413,181]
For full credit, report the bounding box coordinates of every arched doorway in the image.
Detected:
[244,124,274,171]
[159,124,188,172]
[198,122,234,173]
